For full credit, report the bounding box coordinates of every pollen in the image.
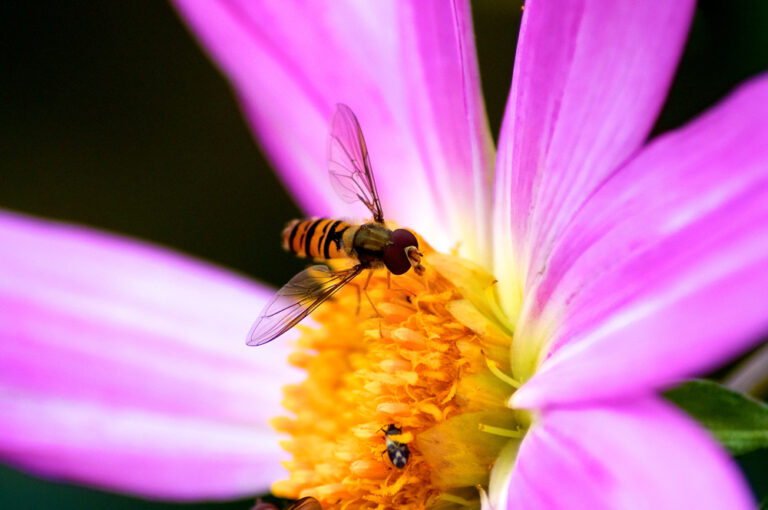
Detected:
[272,252,523,509]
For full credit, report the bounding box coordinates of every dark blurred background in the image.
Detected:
[1,1,767,508]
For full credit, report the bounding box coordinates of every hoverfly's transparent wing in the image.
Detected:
[327,103,384,223]
[247,264,363,346]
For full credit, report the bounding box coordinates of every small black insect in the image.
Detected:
[252,496,321,510]
[382,424,410,469]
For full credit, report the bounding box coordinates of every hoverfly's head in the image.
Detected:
[384,229,424,276]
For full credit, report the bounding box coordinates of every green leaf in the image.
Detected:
[665,379,768,456]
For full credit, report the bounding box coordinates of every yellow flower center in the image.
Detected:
[272,250,525,509]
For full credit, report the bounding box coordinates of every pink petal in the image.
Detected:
[506,398,754,510]
[513,75,768,409]
[494,1,695,310]
[173,1,495,264]
[0,211,299,500]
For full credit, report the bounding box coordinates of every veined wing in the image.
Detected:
[247,264,363,346]
[327,103,384,223]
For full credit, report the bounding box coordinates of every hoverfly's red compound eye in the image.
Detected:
[383,245,411,275]
[383,229,420,275]
[391,229,418,250]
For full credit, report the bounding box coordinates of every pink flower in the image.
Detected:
[2,1,766,508]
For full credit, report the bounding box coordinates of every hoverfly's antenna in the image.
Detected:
[405,246,425,276]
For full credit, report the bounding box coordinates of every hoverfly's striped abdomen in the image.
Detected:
[283,218,351,260]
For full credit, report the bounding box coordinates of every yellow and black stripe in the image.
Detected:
[282,218,350,260]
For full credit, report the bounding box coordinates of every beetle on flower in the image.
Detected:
[1,1,768,509]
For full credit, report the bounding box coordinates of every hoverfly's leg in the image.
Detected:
[362,269,374,290]
[347,281,361,315]
[362,270,381,317]
[347,271,378,316]
[387,270,391,290]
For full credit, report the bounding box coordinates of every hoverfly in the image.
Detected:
[247,104,425,346]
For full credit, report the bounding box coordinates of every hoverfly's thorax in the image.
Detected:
[351,223,392,266]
